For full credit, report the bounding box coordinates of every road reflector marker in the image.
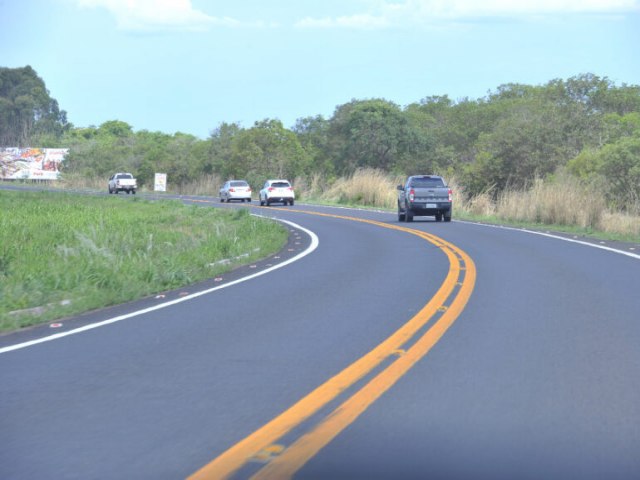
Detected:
[252,444,286,462]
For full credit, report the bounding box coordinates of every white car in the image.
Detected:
[219,180,252,203]
[259,179,295,206]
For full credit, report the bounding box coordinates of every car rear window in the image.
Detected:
[410,177,444,188]
[231,181,248,187]
[272,182,290,188]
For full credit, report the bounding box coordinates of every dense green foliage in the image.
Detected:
[0,189,287,330]
[0,66,69,146]
[3,66,640,211]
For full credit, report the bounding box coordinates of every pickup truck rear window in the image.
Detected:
[410,178,445,188]
[116,174,133,179]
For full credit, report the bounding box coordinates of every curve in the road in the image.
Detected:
[189,210,476,480]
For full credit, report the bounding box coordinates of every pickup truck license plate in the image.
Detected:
[426,203,437,208]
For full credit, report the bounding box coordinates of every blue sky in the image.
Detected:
[2,0,639,139]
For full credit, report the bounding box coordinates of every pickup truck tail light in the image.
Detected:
[448,188,453,201]
[409,188,415,202]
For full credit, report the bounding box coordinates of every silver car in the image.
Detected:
[220,180,252,203]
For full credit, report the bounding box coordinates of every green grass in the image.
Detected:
[0,190,287,331]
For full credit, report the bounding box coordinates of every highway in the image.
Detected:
[2,198,639,479]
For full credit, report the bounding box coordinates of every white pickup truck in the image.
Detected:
[108,172,137,194]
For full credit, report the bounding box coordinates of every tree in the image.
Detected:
[463,100,565,194]
[228,119,311,187]
[597,135,640,209]
[328,99,418,174]
[208,122,242,179]
[98,120,133,138]
[293,115,333,175]
[0,66,69,146]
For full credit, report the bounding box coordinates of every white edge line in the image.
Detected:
[0,217,319,354]
[456,219,640,260]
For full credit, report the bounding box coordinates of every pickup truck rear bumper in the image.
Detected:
[113,186,136,194]
[407,202,451,215]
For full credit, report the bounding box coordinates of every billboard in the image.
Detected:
[0,148,69,180]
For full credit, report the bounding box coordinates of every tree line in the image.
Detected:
[3,66,640,210]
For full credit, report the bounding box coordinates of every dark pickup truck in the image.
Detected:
[397,175,452,222]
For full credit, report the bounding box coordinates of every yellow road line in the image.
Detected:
[188,210,475,480]
[252,242,475,479]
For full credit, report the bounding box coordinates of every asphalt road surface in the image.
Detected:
[2,198,639,479]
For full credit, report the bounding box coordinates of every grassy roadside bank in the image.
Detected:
[0,190,287,332]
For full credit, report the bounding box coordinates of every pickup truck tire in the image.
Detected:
[435,213,443,222]
[444,214,452,222]
[405,210,414,222]
[398,204,406,222]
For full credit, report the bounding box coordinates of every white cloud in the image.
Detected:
[295,14,390,29]
[77,0,244,31]
[395,0,640,18]
[295,0,640,29]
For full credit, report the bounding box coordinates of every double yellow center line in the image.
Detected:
[189,210,476,479]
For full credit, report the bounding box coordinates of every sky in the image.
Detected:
[1,0,639,139]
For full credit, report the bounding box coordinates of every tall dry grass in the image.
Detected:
[458,175,639,237]
[301,168,402,209]
[599,211,640,237]
[447,177,496,217]
[496,177,604,229]
[57,173,107,191]
[172,174,223,196]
